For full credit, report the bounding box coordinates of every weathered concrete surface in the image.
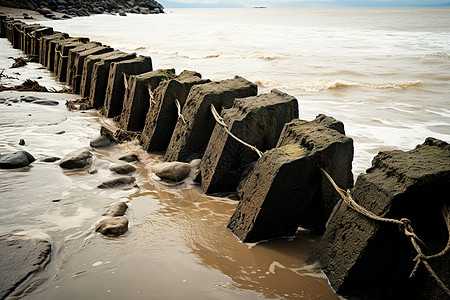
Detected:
[12,22,26,51]
[120,69,176,132]
[4,19,21,46]
[54,39,89,82]
[85,51,136,108]
[39,32,68,68]
[0,13,7,38]
[21,24,40,55]
[12,21,24,49]
[66,42,101,86]
[102,56,153,118]
[140,70,210,152]
[276,116,354,230]
[46,36,81,72]
[164,76,258,162]
[227,116,353,242]
[0,236,51,300]
[30,27,53,58]
[80,50,122,99]
[8,20,21,47]
[199,89,298,194]
[307,138,450,300]
[52,37,89,74]
[69,44,113,94]
[3,18,14,44]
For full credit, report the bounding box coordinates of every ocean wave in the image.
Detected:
[256,79,422,92]
[256,55,280,61]
[150,49,283,61]
[422,52,449,58]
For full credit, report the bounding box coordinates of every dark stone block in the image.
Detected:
[66,42,102,89]
[102,56,153,118]
[39,32,69,70]
[307,138,450,300]
[120,69,176,131]
[227,116,353,242]
[54,39,89,83]
[82,51,136,108]
[69,44,113,94]
[52,37,88,76]
[164,76,257,162]
[20,24,40,54]
[199,89,299,194]
[30,27,53,58]
[140,70,210,152]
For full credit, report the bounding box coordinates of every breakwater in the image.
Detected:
[1,12,449,300]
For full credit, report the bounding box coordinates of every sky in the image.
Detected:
[160,0,450,8]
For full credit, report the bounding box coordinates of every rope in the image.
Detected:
[175,98,187,125]
[15,26,24,34]
[321,169,450,297]
[210,104,263,158]
[146,84,156,106]
[55,49,68,58]
[123,73,128,91]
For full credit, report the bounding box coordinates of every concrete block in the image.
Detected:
[69,44,112,94]
[102,55,153,118]
[227,116,353,242]
[120,69,176,131]
[164,76,257,162]
[140,70,210,152]
[307,138,450,299]
[199,89,298,194]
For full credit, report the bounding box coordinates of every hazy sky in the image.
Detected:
[160,0,449,8]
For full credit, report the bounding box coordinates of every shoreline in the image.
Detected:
[1,9,449,300]
[0,16,336,300]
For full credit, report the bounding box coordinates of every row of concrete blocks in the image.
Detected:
[2,14,449,300]
[0,13,356,241]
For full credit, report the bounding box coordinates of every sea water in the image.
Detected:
[0,7,449,300]
[39,7,450,175]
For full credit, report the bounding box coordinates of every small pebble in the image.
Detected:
[41,157,60,163]
[19,139,25,146]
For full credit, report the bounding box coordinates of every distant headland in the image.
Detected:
[0,0,165,18]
